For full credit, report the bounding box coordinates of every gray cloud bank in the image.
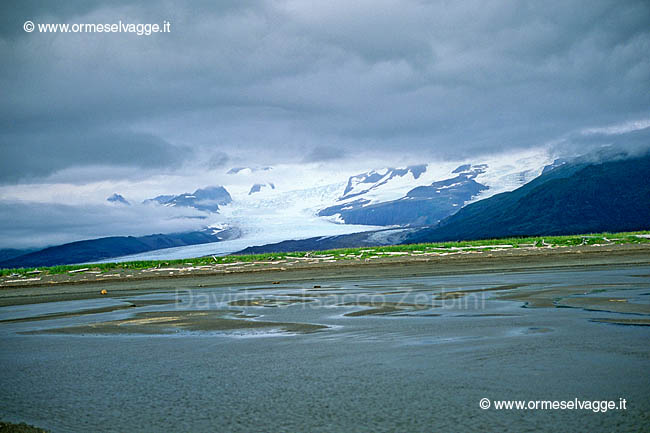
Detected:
[0,201,210,249]
[1,0,648,184]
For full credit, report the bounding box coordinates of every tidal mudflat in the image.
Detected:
[1,263,649,432]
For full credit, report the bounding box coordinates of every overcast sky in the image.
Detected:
[0,0,649,248]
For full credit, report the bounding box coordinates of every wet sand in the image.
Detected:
[22,310,326,335]
[589,317,650,326]
[1,246,649,432]
[228,298,315,307]
[0,299,178,324]
[1,243,649,307]
[339,301,433,316]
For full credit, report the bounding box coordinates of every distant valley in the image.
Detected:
[4,151,648,268]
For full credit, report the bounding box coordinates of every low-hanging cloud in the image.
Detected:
[549,120,650,160]
[0,127,191,183]
[0,200,212,249]
[303,146,346,162]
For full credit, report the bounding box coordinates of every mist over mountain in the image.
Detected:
[3,146,650,267]
[144,186,232,213]
[0,226,241,268]
[234,151,650,254]
[106,193,130,206]
[249,183,275,195]
[407,153,650,243]
[1,0,648,265]
[318,165,489,226]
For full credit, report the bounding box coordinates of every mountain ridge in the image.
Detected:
[144,186,232,213]
[0,227,241,268]
[407,154,650,243]
[318,164,490,226]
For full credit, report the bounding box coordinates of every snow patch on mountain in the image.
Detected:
[144,186,232,213]
[227,166,273,175]
[330,149,554,212]
[469,150,555,203]
[334,163,452,208]
[94,149,555,261]
[106,193,130,206]
[340,164,427,201]
[249,183,275,195]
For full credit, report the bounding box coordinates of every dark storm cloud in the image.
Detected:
[206,152,230,169]
[303,146,346,162]
[0,130,188,183]
[1,0,649,184]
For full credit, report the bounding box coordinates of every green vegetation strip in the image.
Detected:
[1,231,649,277]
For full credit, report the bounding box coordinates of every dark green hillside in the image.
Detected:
[408,154,650,243]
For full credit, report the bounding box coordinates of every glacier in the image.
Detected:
[96,148,554,262]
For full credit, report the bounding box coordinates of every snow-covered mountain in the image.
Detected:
[227,166,272,175]
[339,165,427,201]
[5,150,555,266]
[106,193,130,205]
[318,164,488,226]
[0,227,242,268]
[144,186,232,213]
[408,153,650,242]
[249,183,275,195]
[165,150,553,257]
[215,150,555,240]
[313,151,553,227]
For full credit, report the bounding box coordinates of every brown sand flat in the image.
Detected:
[228,298,315,307]
[284,291,370,298]
[283,292,337,297]
[1,243,649,308]
[390,313,442,317]
[497,286,650,314]
[339,301,434,316]
[556,297,650,314]
[0,299,179,323]
[0,289,178,307]
[21,310,327,335]
[433,283,527,300]
[497,287,596,308]
[237,285,305,291]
